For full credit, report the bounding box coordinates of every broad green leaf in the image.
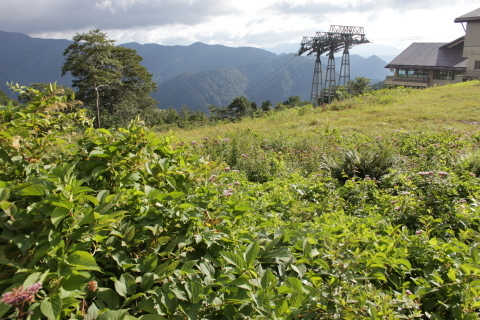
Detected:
[261,268,276,291]
[244,242,260,268]
[314,258,330,271]
[155,260,180,278]
[394,258,412,270]
[160,290,179,314]
[16,184,46,196]
[230,277,253,290]
[140,273,155,291]
[84,303,98,320]
[170,287,188,301]
[124,225,135,243]
[471,247,479,264]
[97,309,128,320]
[40,295,62,320]
[89,150,109,157]
[447,268,456,281]
[12,234,34,255]
[288,292,306,308]
[185,281,204,303]
[115,273,136,297]
[221,251,246,269]
[292,264,307,278]
[198,261,215,278]
[274,299,289,317]
[139,315,168,320]
[164,191,185,200]
[50,207,69,228]
[1,201,17,216]
[138,297,157,314]
[0,188,9,201]
[122,273,137,296]
[66,251,100,271]
[62,274,90,291]
[115,280,127,298]
[83,194,100,206]
[233,204,251,214]
[78,211,95,226]
[181,260,197,273]
[0,302,12,319]
[23,270,49,288]
[179,303,200,320]
[286,277,303,294]
[264,247,294,262]
[97,288,119,309]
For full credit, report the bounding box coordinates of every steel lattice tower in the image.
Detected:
[311,51,323,104]
[297,25,369,106]
[325,48,336,104]
[339,47,351,89]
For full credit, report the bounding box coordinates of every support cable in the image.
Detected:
[249,57,313,103]
[246,54,301,99]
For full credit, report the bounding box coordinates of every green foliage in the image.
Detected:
[349,76,372,96]
[62,29,158,128]
[17,83,75,105]
[322,144,400,183]
[1,84,480,320]
[0,89,18,107]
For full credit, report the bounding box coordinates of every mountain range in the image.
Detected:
[0,30,392,112]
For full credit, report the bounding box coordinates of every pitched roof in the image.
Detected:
[454,7,480,22]
[385,42,467,70]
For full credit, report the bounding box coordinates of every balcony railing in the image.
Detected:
[386,76,429,84]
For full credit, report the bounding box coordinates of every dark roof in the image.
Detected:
[385,41,467,70]
[443,36,465,48]
[455,7,480,22]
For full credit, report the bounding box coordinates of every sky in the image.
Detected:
[0,0,475,55]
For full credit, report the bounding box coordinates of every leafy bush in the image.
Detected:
[322,144,400,183]
[459,151,480,177]
[1,84,480,320]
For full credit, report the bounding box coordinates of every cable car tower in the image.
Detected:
[297,25,369,106]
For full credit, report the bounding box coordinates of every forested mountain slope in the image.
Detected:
[0,30,390,111]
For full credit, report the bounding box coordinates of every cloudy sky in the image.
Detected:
[0,0,474,53]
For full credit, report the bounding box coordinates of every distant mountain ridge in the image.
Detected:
[0,30,391,111]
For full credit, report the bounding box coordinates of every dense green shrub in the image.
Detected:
[321,145,400,183]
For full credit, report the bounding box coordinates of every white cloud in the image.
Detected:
[0,0,475,53]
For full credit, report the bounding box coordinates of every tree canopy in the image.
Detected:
[62,29,158,128]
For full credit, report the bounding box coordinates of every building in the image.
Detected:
[385,7,480,87]
[455,7,480,79]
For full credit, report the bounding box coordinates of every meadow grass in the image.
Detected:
[173,81,480,143]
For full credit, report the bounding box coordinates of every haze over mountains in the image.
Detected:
[266,42,402,64]
[0,30,392,112]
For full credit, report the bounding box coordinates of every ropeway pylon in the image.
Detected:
[311,51,323,107]
[338,47,351,90]
[296,26,369,106]
[325,48,337,104]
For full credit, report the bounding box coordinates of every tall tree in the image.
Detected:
[226,96,254,120]
[62,29,158,128]
[349,77,372,96]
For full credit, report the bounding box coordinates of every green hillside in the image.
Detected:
[1,82,479,319]
[177,81,480,141]
[155,53,391,110]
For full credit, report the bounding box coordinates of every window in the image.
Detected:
[397,68,429,78]
[433,70,465,80]
[475,61,480,69]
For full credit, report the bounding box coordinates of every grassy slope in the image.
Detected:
[174,81,480,142]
